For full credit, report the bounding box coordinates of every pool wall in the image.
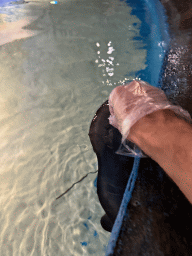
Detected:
[130,0,170,87]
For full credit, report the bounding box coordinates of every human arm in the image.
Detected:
[128,108,192,204]
[109,80,192,204]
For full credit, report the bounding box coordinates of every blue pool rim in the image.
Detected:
[105,0,170,255]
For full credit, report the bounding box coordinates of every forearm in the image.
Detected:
[128,109,192,204]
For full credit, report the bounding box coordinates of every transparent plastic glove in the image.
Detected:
[109,80,192,157]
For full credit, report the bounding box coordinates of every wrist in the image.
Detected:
[127,109,184,161]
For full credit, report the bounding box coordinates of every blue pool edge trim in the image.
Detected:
[105,0,170,255]
[105,155,141,256]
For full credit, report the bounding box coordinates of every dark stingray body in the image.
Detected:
[89,101,134,229]
[89,100,192,255]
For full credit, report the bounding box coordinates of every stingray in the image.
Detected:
[89,100,192,255]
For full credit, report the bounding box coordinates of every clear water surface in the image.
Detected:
[0,0,147,255]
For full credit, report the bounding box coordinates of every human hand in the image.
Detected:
[108,80,191,142]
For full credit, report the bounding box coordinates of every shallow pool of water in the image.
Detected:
[0,0,147,255]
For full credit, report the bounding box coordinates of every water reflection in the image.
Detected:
[0,0,146,255]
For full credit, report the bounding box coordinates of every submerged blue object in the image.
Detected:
[81,241,88,246]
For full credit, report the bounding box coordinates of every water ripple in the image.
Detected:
[0,0,147,254]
